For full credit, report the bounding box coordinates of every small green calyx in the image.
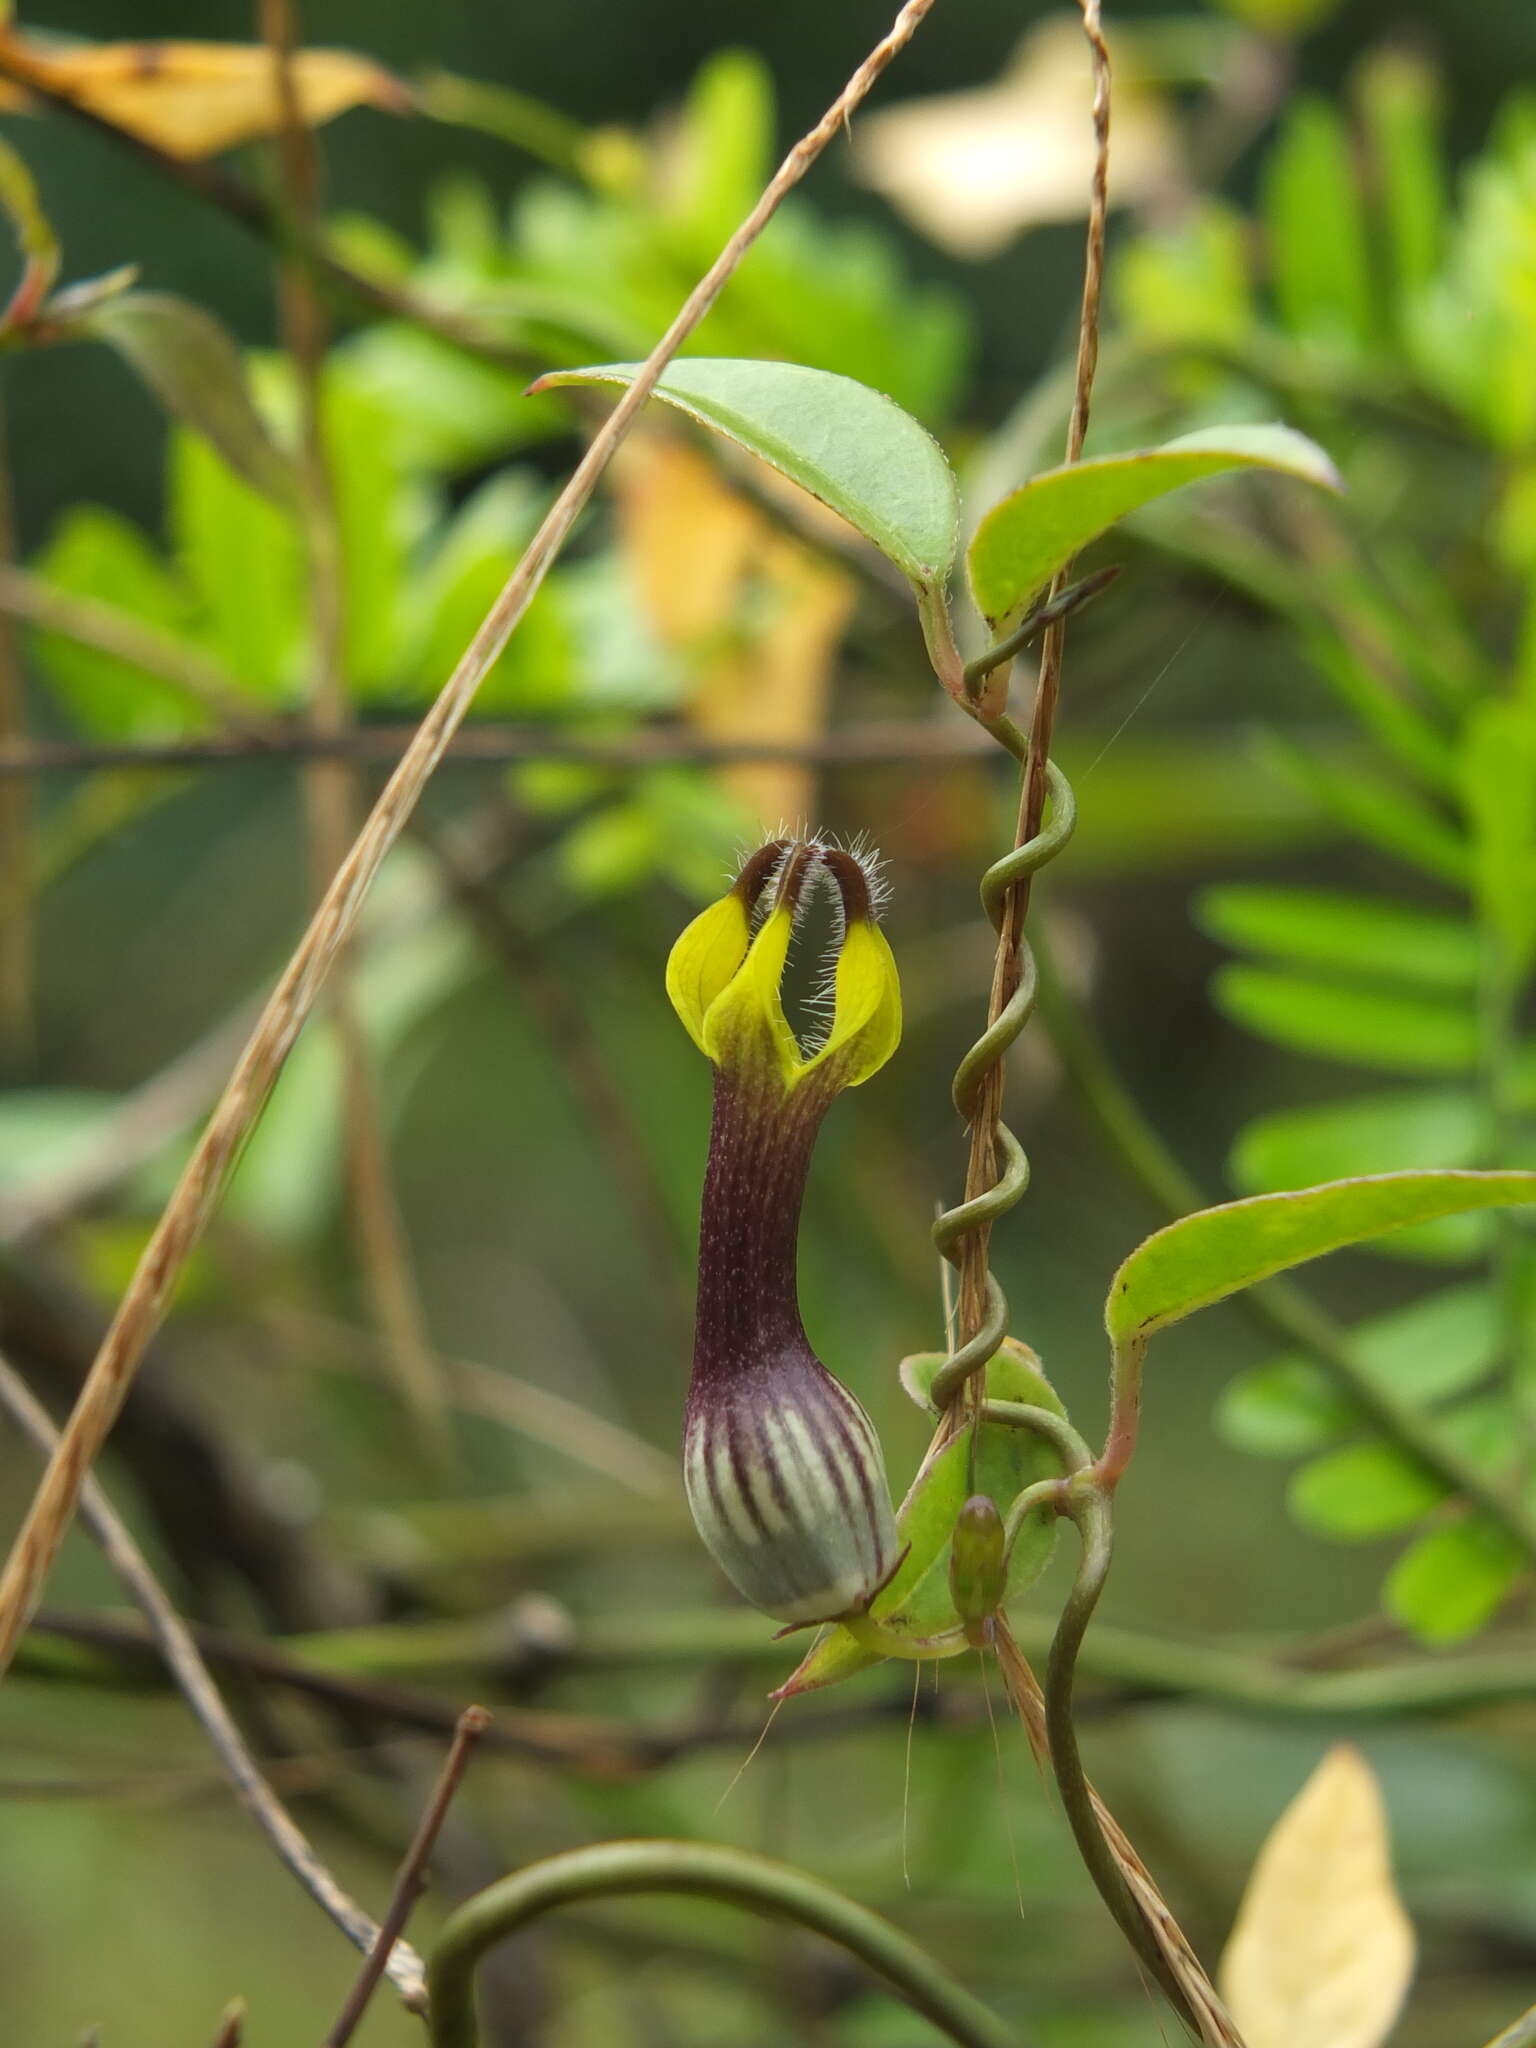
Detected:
[666,836,901,1098]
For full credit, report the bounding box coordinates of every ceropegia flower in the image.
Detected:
[668,835,903,1626]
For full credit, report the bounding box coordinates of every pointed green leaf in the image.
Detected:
[1462,700,1536,983]
[1385,1515,1523,1644]
[1261,97,1377,350]
[966,424,1339,622]
[1289,1442,1445,1538]
[80,293,295,502]
[1219,1281,1501,1458]
[1358,50,1447,324]
[1106,1170,1536,1344]
[1213,965,1480,1074]
[1218,1358,1357,1458]
[1198,886,1479,990]
[532,358,959,589]
[1232,1089,1490,1264]
[1260,732,1470,887]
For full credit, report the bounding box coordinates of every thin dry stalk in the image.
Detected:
[0,0,947,1682]
[261,0,454,1455]
[323,1704,492,2048]
[209,2000,246,2048]
[953,0,1112,1358]
[0,1350,428,2008]
[993,1622,1241,2048]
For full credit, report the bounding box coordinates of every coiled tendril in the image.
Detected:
[929,758,1077,1411]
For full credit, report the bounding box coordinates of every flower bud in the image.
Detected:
[949,1493,1007,1647]
[668,836,903,1625]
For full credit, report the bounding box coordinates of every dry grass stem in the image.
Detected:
[0,0,946,1681]
[323,1704,492,2047]
[0,1349,428,2007]
[262,0,456,1455]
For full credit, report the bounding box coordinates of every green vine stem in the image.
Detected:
[425,1840,1022,2048]
[1041,1493,1167,1993]
[929,761,1077,1412]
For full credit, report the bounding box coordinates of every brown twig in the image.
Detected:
[0,717,991,776]
[952,0,1111,1359]
[0,0,947,1683]
[262,0,455,1458]
[324,1704,492,2047]
[0,1349,427,2007]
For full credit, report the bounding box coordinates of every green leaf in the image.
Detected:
[1261,97,1376,351]
[1105,1170,1536,1345]
[81,293,295,502]
[169,426,304,698]
[1233,1089,1485,1189]
[1218,1281,1500,1457]
[1358,50,1446,325]
[1385,1516,1524,1644]
[663,49,773,249]
[1199,886,1479,991]
[1115,199,1255,359]
[1289,1442,1445,1538]
[967,424,1339,623]
[1260,732,1471,887]
[1302,629,1456,792]
[320,368,412,692]
[532,359,960,589]
[1462,700,1536,983]
[1232,1089,1489,1264]
[396,474,573,713]
[29,507,209,739]
[1219,1358,1356,1458]
[1213,965,1480,1074]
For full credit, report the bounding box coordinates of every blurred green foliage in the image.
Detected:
[1,5,1536,2047]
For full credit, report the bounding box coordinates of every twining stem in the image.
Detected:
[426,1840,1022,2048]
[948,2,1111,1395]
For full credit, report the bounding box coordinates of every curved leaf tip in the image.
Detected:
[967,422,1340,623]
[1107,1169,1536,1346]
[532,358,960,591]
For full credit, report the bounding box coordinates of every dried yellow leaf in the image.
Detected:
[1220,1745,1416,2048]
[0,32,409,159]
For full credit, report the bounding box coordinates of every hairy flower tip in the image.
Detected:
[683,1352,901,1626]
[666,833,901,1095]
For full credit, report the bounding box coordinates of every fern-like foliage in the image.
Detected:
[1117,62,1536,1644]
